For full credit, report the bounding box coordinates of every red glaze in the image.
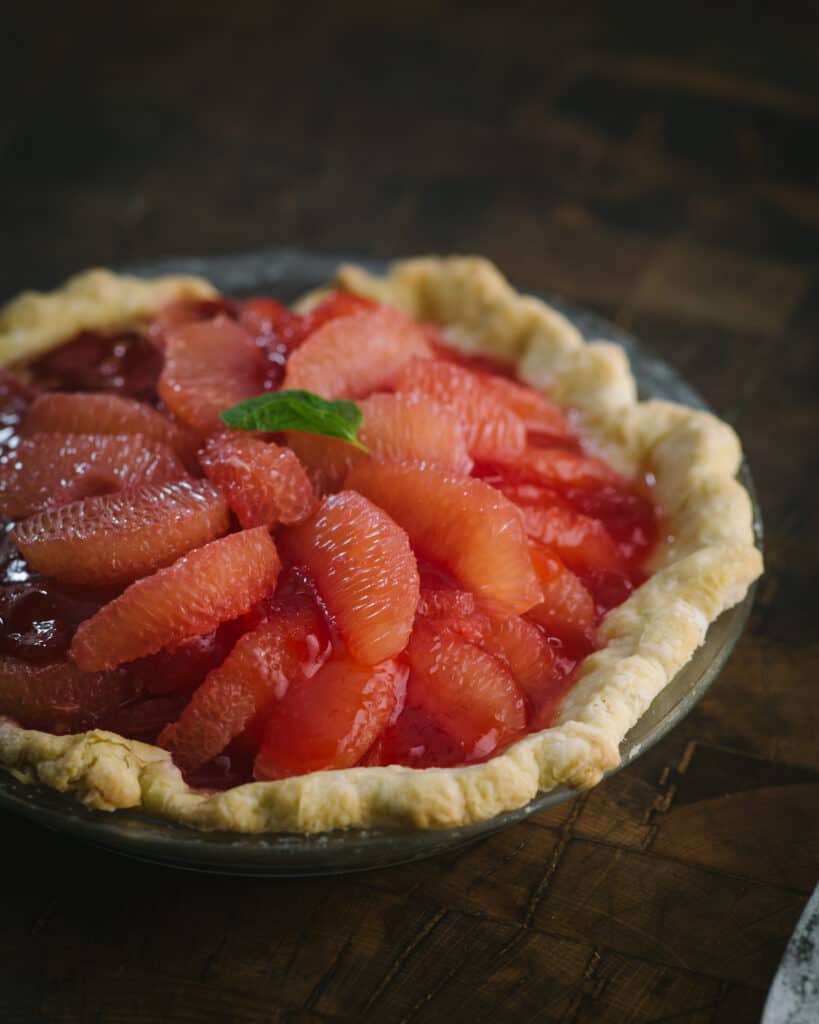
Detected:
[0,370,36,458]
[28,330,163,403]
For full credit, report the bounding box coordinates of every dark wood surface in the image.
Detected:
[2,3,818,1021]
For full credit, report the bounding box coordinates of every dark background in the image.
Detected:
[3,3,819,1022]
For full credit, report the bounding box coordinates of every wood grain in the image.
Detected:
[2,2,818,1021]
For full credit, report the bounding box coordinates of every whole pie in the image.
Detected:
[0,258,762,833]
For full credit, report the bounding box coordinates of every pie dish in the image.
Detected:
[0,254,762,836]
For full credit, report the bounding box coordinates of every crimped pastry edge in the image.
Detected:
[0,268,216,367]
[0,257,762,833]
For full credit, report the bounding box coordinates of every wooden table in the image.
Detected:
[2,4,817,1021]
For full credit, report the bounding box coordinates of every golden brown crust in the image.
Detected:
[0,268,216,367]
[0,257,762,833]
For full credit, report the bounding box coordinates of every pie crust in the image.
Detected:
[0,258,763,833]
[0,268,216,367]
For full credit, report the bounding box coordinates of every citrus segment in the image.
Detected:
[517,501,626,575]
[253,654,405,780]
[526,541,596,644]
[160,603,330,771]
[406,624,526,760]
[0,433,185,518]
[283,307,432,399]
[14,480,229,586]
[159,315,265,433]
[24,392,202,471]
[287,392,472,492]
[479,375,573,440]
[490,446,620,490]
[394,358,526,461]
[346,461,541,617]
[279,490,419,664]
[148,298,233,349]
[200,432,317,529]
[478,615,556,701]
[71,527,281,671]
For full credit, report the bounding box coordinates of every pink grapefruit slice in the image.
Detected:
[279,490,419,665]
[14,480,229,586]
[200,431,317,530]
[158,316,265,433]
[288,391,473,492]
[71,527,281,671]
[394,358,526,461]
[0,433,185,518]
[253,654,405,780]
[283,307,432,399]
[24,392,202,472]
[346,461,542,617]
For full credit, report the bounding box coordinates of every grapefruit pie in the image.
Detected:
[0,258,762,833]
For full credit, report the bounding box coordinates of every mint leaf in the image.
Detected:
[220,390,369,451]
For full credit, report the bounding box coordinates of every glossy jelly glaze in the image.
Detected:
[0,294,659,788]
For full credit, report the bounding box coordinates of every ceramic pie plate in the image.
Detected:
[0,248,762,876]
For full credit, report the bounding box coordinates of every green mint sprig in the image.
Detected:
[220,390,369,451]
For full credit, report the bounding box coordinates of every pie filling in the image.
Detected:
[0,290,659,791]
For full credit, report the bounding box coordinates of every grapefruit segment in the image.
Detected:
[14,480,230,586]
[239,291,378,389]
[297,291,379,341]
[416,588,477,621]
[517,501,626,575]
[353,391,473,475]
[490,446,621,491]
[148,298,233,349]
[71,527,281,671]
[0,433,185,518]
[238,288,376,352]
[415,594,557,704]
[159,316,265,433]
[479,375,573,440]
[287,392,472,492]
[279,491,419,665]
[24,392,202,472]
[283,307,432,399]
[568,485,659,562]
[394,358,526,461]
[406,624,527,761]
[160,603,330,771]
[526,541,596,644]
[346,461,542,617]
[200,432,317,529]
[253,653,405,780]
[239,297,297,345]
[242,291,377,352]
[478,615,556,702]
